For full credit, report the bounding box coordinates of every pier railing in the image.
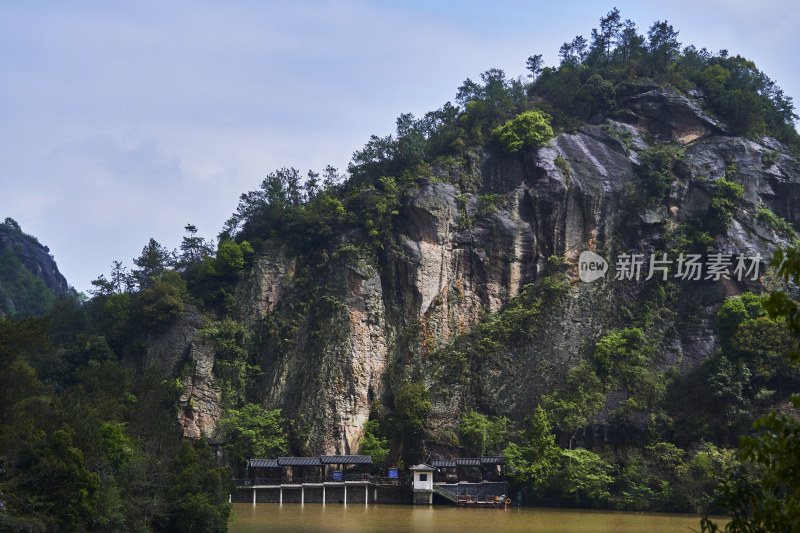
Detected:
[236,473,376,486]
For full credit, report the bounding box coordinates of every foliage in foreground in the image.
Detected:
[701,244,800,531]
[0,314,234,532]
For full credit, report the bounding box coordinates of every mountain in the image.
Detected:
[124,22,800,517]
[0,218,71,317]
[146,84,799,462]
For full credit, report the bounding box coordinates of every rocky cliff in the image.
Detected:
[0,221,71,316]
[160,86,799,454]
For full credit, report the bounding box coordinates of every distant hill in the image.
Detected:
[0,218,71,317]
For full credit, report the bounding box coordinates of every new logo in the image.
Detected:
[579,251,609,282]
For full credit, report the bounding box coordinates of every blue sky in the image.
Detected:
[1,0,798,293]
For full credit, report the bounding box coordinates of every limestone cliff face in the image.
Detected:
[177,338,223,440]
[234,249,296,326]
[143,312,223,440]
[238,260,389,453]
[157,85,800,451]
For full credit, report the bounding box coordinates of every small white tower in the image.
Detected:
[409,464,435,504]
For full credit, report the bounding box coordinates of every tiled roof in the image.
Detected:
[455,458,482,466]
[480,456,507,465]
[320,455,373,464]
[250,455,375,467]
[249,459,279,468]
[431,459,456,468]
[409,463,435,471]
[277,457,323,466]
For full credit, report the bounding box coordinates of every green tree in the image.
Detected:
[136,271,185,328]
[630,145,682,207]
[103,292,132,348]
[178,223,213,269]
[110,260,132,293]
[213,240,254,280]
[647,20,680,70]
[2,217,21,232]
[559,35,589,66]
[0,316,51,446]
[504,406,561,497]
[166,439,234,533]
[457,68,528,137]
[393,382,432,434]
[676,444,738,514]
[593,327,646,379]
[526,54,544,80]
[588,7,622,63]
[218,404,288,470]
[717,293,765,352]
[358,176,401,251]
[194,239,254,309]
[708,178,745,233]
[458,410,509,456]
[541,360,605,446]
[702,244,800,531]
[555,448,613,505]
[132,238,173,289]
[617,19,645,65]
[358,420,389,473]
[491,110,554,153]
[17,425,101,530]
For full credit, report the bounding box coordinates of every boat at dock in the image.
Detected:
[455,494,510,508]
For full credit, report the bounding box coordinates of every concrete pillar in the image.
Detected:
[301,486,304,505]
[373,488,377,503]
[322,485,326,505]
[344,484,347,505]
[365,484,368,505]
[279,487,283,505]
[253,488,256,504]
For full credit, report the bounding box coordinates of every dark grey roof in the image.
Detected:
[278,457,323,466]
[320,455,373,465]
[249,459,279,468]
[431,459,456,468]
[480,456,507,465]
[456,458,482,466]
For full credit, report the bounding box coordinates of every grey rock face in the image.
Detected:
[234,248,296,326]
[142,313,223,439]
[178,338,223,440]
[144,313,201,376]
[626,88,728,143]
[251,260,389,453]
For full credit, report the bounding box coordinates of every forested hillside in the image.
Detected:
[0,218,70,318]
[2,8,800,531]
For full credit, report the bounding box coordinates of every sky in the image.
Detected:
[1,0,798,294]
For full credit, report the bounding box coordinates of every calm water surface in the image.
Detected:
[230,503,724,532]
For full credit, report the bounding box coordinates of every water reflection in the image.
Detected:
[230,503,723,533]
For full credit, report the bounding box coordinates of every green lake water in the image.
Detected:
[229,503,725,532]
